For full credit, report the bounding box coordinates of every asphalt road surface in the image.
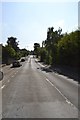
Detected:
[1,55,79,118]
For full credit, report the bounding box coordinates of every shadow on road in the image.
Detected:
[10,65,22,68]
[38,62,79,83]
[40,67,53,72]
[51,65,79,82]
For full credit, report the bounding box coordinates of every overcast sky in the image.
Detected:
[0,1,78,50]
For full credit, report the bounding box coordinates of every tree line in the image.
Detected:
[34,27,80,68]
[2,37,30,64]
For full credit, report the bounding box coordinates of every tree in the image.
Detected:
[34,43,40,58]
[45,27,62,64]
[20,48,29,57]
[2,45,16,64]
[7,37,19,52]
[42,41,45,47]
[5,45,16,58]
[57,30,80,67]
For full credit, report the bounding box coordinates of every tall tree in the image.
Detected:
[7,37,19,52]
[45,27,62,64]
[34,43,40,58]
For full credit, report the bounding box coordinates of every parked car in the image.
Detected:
[21,58,25,62]
[12,61,21,67]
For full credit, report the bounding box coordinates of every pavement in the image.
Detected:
[0,55,79,118]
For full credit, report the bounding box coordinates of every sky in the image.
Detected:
[0,1,79,50]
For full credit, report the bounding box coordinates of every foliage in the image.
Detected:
[7,37,19,52]
[2,45,16,64]
[57,30,80,67]
[5,45,16,58]
[20,49,29,57]
[34,27,80,68]
[44,27,63,65]
[34,43,40,58]
[39,47,47,62]
[2,36,30,64]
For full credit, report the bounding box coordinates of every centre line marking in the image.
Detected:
[1,85,5,89]
[46,78,74,107]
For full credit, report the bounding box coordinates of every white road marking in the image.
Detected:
[36,60,78,86]
[1,85,5,89]
[46,78,74,107]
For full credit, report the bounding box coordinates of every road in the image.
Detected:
[0,55,79,118]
